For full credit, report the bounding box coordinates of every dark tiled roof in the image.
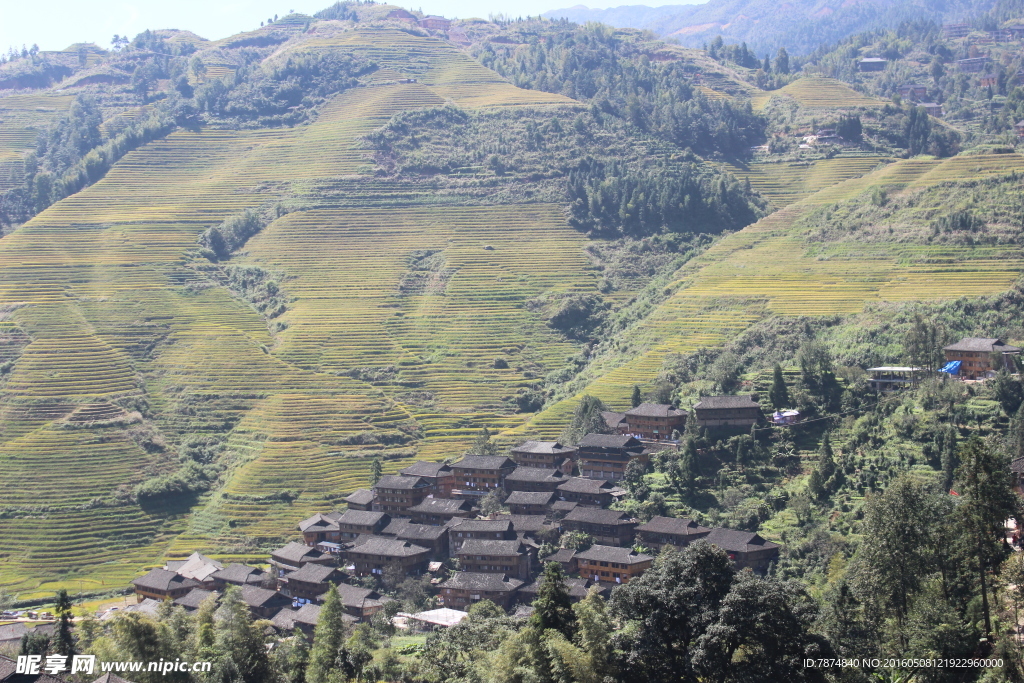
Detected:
[519,576,593,599]
[450,519,513,533]
[577,434,643,449]
[505,467,568,483]
[505,491,556,505]
[272,541,327,564]
[452,455,517,470]
[408,498,473,514]
[132,568,200,592]
[493,514,548,533]
[625,403,685,418]
[551,501,579,512]
[440,572,524,592]
[694,395,760,410]
[635,516,710,536]
[173,588,219,610]
[704,528,780,554]
[337,510,389,527]
[456,539,525,556]
[333,582,379,608]
[93,672,137,683]
[374,475,429,490]
[511,441,575,455]
[400,461,453,478]
[563,508,633,525]
[345,489,374,506]
[575,544,653,565]
[285,563,338,585]
[240,585,287,608]
[298,513,338,533]
[382,518,449,541]
[1012,457,1024,474]
[944,337,1021,353]
[540,548,576,563]
[557,477,611,494]
[349,536,430,557]
[293,603,322,626]
[600,411,626,429]
[0,622,28,643]
[212,563,265,585]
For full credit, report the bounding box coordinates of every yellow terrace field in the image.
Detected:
[722,155,889,207]
[776,77,884,108]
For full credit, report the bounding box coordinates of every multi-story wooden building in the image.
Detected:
[132,569,200,602]
[693,395,762,428]
[270,542,334,578]
[943,337,1021,379]
[455,539,531,581]
[448,519,516,556]
[344,488,374,511]
[399,461,456,498]
[335,509,390,539]
[333,582,389,622]
[345,536,431,578]
[575,545,653,585]
[372,475,432,513]
[555,477,624,507]
[505,490,555,515]
[438,572,523,610]
[407,497,474,525]
[635,516,711,551]
[380,518,450,560]
[622,403,686,440]
[503,466,570,493]
[509,441,577,470]
[575,434,647,482]
[281,563,345,602]
[451,455,517,495]
[299,512,342,545]
[210,563,267,589]
[239,585,292,618]
[561,508,637,547]
[704,529,780,573]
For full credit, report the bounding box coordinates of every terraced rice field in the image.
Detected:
[0,38,585,595]
[774,77,883,108]
[0,93,74,191]
[722,155,890,207]
[514,153,1024,438]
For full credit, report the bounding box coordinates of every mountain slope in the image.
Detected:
[544,0,993,55]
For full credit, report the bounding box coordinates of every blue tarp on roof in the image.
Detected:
[939,360,961,375]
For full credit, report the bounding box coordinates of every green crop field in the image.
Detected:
[721,155,890,207]
[774,77,884,108]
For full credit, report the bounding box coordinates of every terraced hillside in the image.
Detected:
[515,152,1024,438]
[0,26,588,598]
[0,93,74,193]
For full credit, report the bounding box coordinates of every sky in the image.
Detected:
[1,0,649,54]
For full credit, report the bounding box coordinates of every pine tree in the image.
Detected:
[769,364,790,410]
[370,458,382,485]
[631,384,642,408]
[307,585,348,683]
[53,589,75,656]
[530,562,577,639]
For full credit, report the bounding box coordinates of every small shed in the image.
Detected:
[867,367,920,391]
[858,58,887,72]
[407,607,469,630]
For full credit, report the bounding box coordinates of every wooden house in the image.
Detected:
[561,508,637,547]
[693,395,762,428]
[575,434,647,482]
[704,529,780,573]
[345,536,431,578]
[399,461,456,498]
[556,477,624,507]
[270,541,334,578]
[505,490,555,515]
[509,441,577,470]
[622,403,686,440]
[857,58,887,72]
[455,539,531,581]
[635,516,711,550]
[448,519,516,556]
[439,572,523,610]
[407,497,474,524]
[943,337,1021,379]
[281,563,344,602]
[503,466,570,492]
[372,475,432,513]
[344,488,374,511]
[132,568,200,602]
[451,455,517,495]
[575,545,653,585]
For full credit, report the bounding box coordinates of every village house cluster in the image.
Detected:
[130,402,780,633]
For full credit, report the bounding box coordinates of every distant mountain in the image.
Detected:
[544,0,994,55]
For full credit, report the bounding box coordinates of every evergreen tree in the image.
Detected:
[53,589,75,656]
[469,427,499,456]
[631,384,642,408]
[769,364,790,410]
[530,563,577,639]
[561,394,611,443]
[370,457,382,485]
[213,586,272,683]
[774,47,790,75]
[306,585,348,683]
